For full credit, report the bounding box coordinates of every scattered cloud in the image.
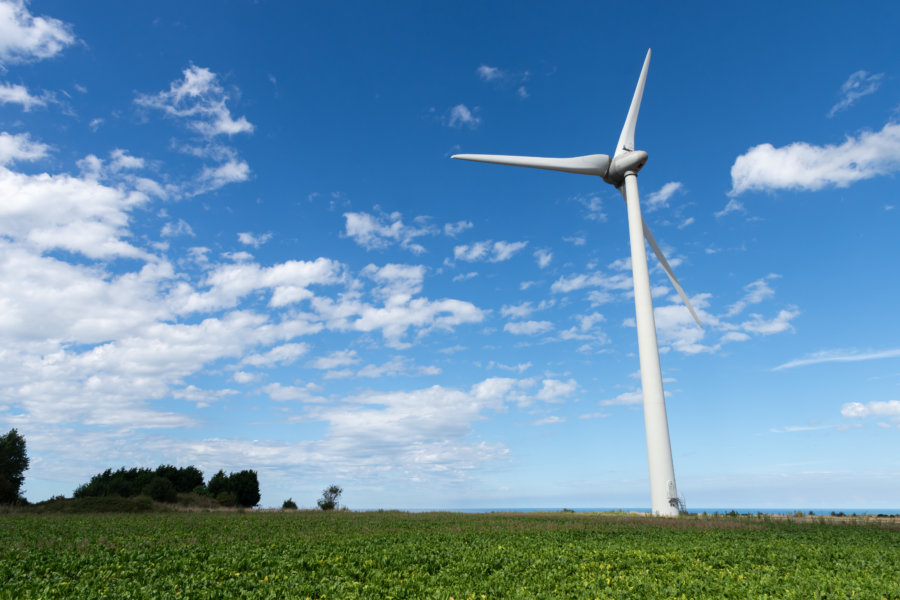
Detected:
[0,82,50,110]
[0,131,50,164]
[729,122,900,196]
[135,65,254,138]
[841,400,900,419]
[504,320,553,335]
[344,210,437,253]
[0,0,76,64]
[645,182,683,213]
[447,104,480,129]
[828,70,884,118]
[238,232,272,248]
[476,65,503,82]
[536,378,577,402]
[444,220,473,237]
[774,348,900,371]
[454,240,528,263]
[534,248,552,268]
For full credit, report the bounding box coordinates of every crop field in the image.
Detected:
[1,510,898,599]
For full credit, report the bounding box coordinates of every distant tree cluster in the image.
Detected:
[206,469,261,507]
[1,429,29,504]
[73,465,260,507]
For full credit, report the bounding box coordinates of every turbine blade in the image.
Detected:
[642,219,703,328]
[452,153,610,177]
[614,49,651,160]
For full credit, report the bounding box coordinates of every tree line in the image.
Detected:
[3,429,344,510]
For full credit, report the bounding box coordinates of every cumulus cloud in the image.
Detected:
[828,71,884,118]
[344,211,437,253]
[729,122,900,196]
[238,231,272,248]
[0,0,75,64]
[0,132,49,165]
[0,82,49,110]
[135,65,254,138]
[135,65,253,195]
[841,400,900,419]
[454,240,527,263]
[536,378,577,402]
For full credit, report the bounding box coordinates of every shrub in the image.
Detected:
[317,485,342,511]
[216,491,237,507]
[282,498,298,510]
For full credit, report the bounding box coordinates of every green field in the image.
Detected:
[2,510,898,599]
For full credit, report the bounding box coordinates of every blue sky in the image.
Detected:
[2,0,899,509]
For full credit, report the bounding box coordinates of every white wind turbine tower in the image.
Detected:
[453,49,701,516]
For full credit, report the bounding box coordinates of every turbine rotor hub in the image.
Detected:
[603,150,649,186]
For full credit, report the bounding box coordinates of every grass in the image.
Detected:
[1,509,898,598]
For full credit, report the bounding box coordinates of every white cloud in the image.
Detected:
[534,415,564,425]
[828,71,884,118]
[726,274,778,316]
[344,211,437,253]
[476,65,503,82]
[172,385,237,408]
[242,342,309,367]
[238,231,272,248]
[774,348,900,371]
[501,302,535,319]
[0,131,50,165]
[454,240,527,263]
[0,165,150,259]
[841,400,900,419]
[645,182,683,213]
[600,391,643,406]
[447,104,480,129]
[563,234,586,246]
[550,271,632,294]
[534,248,552,269]
[575,193,606,222]
[0,82,49,110]
[0,0,75,64]
[161,219,195,238]
[135,65,254,137]
[536,378,577,403]
[308,349,360,370]
[195,159,250,194]
[729,122,900,196]
[504,320,553,335]
[452,271,477,282]
[444,220,473,237]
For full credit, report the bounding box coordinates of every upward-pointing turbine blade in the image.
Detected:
[451,153,611,177]
[641,219,703,329]
[614,49,651,160]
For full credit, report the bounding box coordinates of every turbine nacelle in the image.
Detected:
[603,150,649,187]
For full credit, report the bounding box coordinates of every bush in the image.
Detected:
[317,485,342,511]
[282,498,298,510]
[216,491,237,507]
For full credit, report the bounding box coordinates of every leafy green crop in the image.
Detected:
[1,511,897,599]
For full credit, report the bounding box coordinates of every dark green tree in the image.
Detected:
[207,470,230,497]
[143,476,177,503]
[317,484,342,510]
[228,470,261,507]
[0,429,29,503]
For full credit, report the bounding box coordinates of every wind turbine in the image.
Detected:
[453,49,701,516]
